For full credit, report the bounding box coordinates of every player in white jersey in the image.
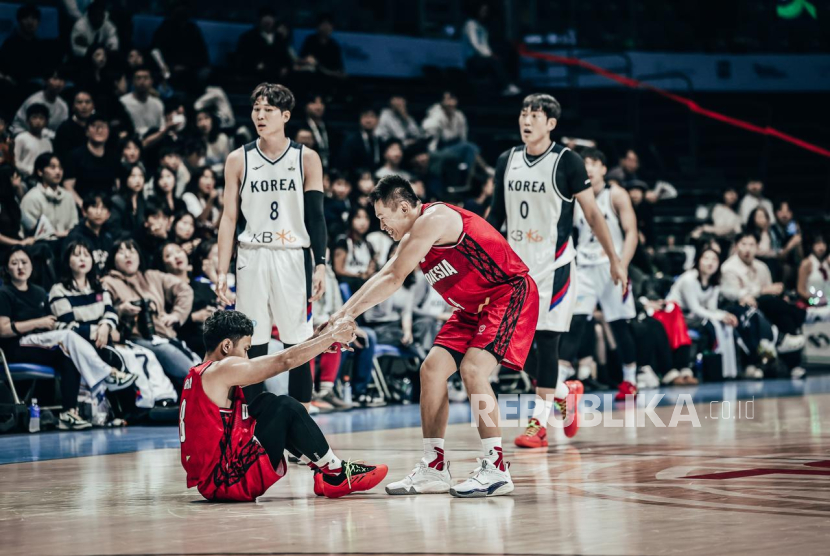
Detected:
[488,94,627,447]
[565,148,639,402]
[216,83,328,405]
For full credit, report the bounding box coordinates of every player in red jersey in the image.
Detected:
[323,175,539,498]
[179,310,388,501]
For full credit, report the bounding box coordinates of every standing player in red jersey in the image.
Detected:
[323,175,539,498]
[179,310,388,502]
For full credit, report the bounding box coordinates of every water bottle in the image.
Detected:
[342,381,353,405]
[29,398,40,433]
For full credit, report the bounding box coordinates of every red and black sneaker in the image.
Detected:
[321,461,389,499]
[615,380,638,402]
[514,417,548,448]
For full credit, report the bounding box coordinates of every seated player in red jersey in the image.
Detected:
[179,310,388,501]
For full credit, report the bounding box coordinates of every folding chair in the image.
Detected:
[0,348,60,408]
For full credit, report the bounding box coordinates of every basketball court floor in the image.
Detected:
[3,376,830,556]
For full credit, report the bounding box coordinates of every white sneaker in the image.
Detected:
[791,367,807,379]
[385,460,452,495]
[639,365,661,388]
[450,458,514,498]
[777,334,805,353]
[744,365,764,379]
[806,305,830,323]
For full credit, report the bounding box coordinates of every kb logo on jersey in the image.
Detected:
[248,230,297,245]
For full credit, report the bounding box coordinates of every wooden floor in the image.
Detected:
[3,390,830,555]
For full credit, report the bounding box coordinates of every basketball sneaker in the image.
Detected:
[385,459,452,495]
[450,459,514,498]
[321,461,388,498]
[311,468,324,497]
[514,417,547,448]
[614,380,638,401]
[560,380,583,438]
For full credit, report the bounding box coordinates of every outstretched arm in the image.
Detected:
[204,319,357,395]
[333,212,447,321]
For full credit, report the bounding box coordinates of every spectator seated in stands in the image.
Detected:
[160,241,212,354]
[149,1,210,90]
[109,163,148,240]
[693,186,742,242]
[627,180,656,272]
[0,167,34,250]
[235,8,293,80]
[10,68,68,138]
[152,148,190,197]
[150,165,188,216]
[298,13,346,81]
[171,212,201,255]
[375,139,412,181]
[797,234,830,308]
[119,136,143,166]
[120,65,165,139]
[0,246,135,430]
[102,239,199,383]
[303,94,331,170]
[70,0,119,59]
[333,207,377,294]
[63,113,121,207]
[194,110,232,176]
[746,206,784,281]
[376,95,422,147]
[337,107,381,173]
[720,231,830,376]
[770,200,803,286]
[607,149,640,188]
[462,2,520,96]
[667,246,740,381]
[182,167,221,236]
[738,179,775,225]
[54,91,95,158]
[324,172,353,239]
[20,153,78,240]
[13,104,53,180]
[463,176,494,217]
[66,192,114,273]
[0,4,59,86]
[138,199,172,270]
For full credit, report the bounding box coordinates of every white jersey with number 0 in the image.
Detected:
[504,142,576,276]
[574,183,624,266]
[238,139,310,249]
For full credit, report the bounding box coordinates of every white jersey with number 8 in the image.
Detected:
[238,139,309,249]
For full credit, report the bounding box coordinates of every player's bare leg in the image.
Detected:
[386,347,456,495]
[450,347,513,497]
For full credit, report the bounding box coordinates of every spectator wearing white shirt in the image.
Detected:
[70,0,119,58]
[120,66,165,137]
[376,95,422,146]
[13,104,53,179]
[738,179,775,225]
[10,69,69,137]
[20,153,78,237]
[462,3,519,96]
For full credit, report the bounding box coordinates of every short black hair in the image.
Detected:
[581,147,606,167]
[774,199,792,212]
[82,191,111,210]
[317,13,334,26]
[521,93,561,120]
[26,103,49,120]
[369,175,419,208]
[250,83,295,112]
[735,229,759,243]
[203,310,254,353]
[131,64,153,78]
[34,152,59,176]
[86,112,109,127]
[164,96,184,115]
[359,105,377,117]
[145,197,172,218]
[258,7,276,19]
[17,5,40,21]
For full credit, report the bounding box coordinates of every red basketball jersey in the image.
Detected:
[418,202,531,314]
[179,361,285,501]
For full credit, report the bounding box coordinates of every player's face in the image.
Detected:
[374,201,412,241]
[251,99,289,136]
[584,157,606,184]
[518,108,556,145]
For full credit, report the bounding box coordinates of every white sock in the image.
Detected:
[319,381,334,394]
[623,363,637,384]
[481,437,505,470]
[559,364,574,380]
[531,395,555,426]
[422,437,445,465]
[577,364,592,380]
[554,381,569,400]
[311,448,342,472]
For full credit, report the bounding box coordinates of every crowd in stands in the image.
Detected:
[1,2,828,431]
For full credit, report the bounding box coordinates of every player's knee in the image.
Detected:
[248,392,299,420]
[458,360,483,385]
